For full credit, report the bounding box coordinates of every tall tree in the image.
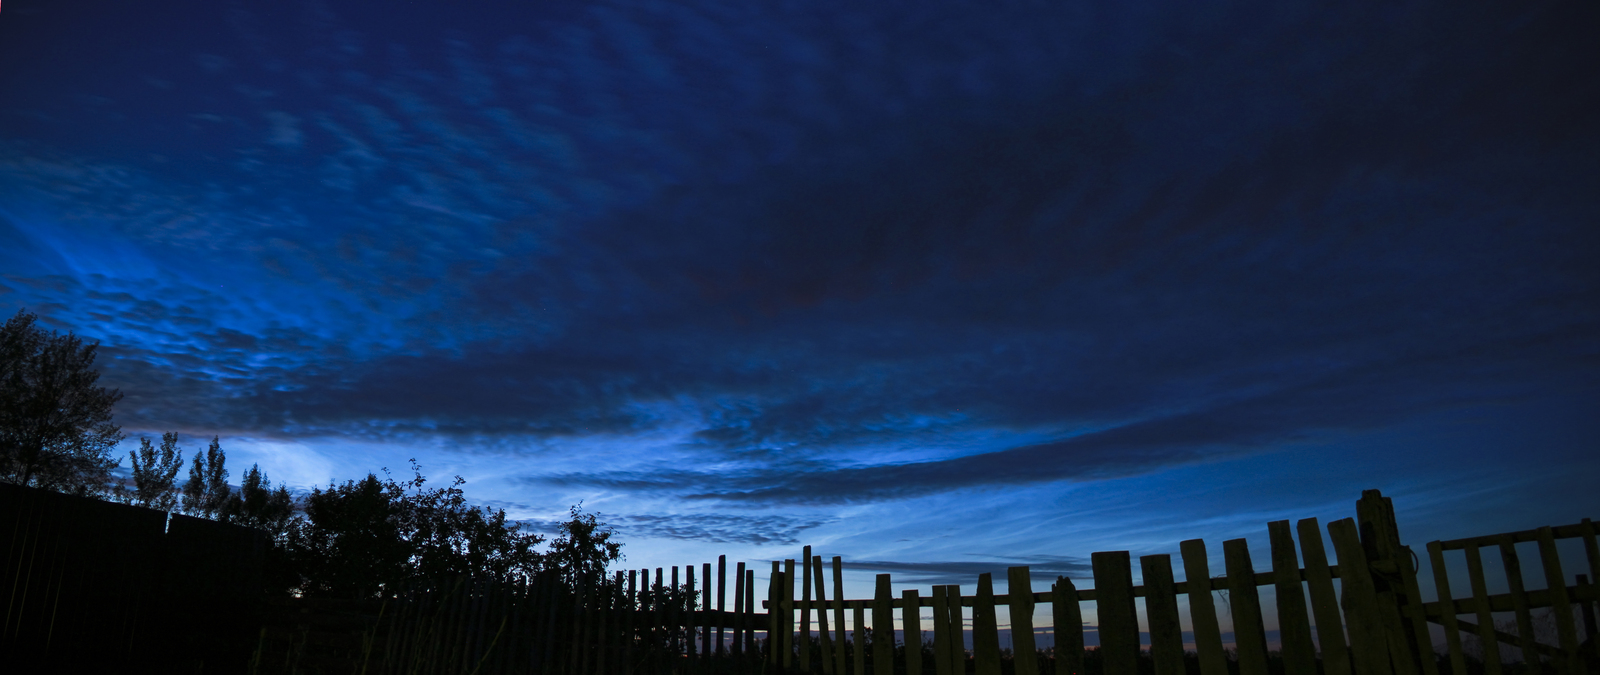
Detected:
[221,463,295,539]
[547,503,623,587]
[181,436,231,518]
[129,432,185,511]
[0,309,124,495]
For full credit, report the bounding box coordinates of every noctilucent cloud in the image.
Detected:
[2,0,1597,603]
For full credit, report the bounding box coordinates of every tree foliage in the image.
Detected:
[0,309,123,495]
[547,503,624,587]
[129,432,185,511]
[181,436,232,518]
[286,461,545,599]
[221,463,295,539]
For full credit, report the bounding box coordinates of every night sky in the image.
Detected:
[2,0,1597,612]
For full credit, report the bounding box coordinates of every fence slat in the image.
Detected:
[801,548,813,674]
[876,574,897,675]
[904,589,923,675]
[719,556,728,658]
[1223,538,1271,675]
[1008,566,1038,675]
[784,559,796,670]
[1268,521,1317,675]
[704,561,714,666]
[833,557,848,675]
[1577,574,1599,663]
[1357,492,1429,675]
[1329,518,1394,675]
[1139,555,1184,675]
[817,556,835,675]
[746,568,758,660]
[1498,536,1539,666]
[1052,576,1084,675]
[1425,541,1467,675]
[973,573,1001,675]
[733,563,745,659]
[1178,539,1228,675]
[854,604,867,675]
[1296,518,1351,675]
[1535,526,1583,675]
[1092,551,1138,675]
[933,586,951,675]
[946,585,966,675]
[1462,544,1503,675]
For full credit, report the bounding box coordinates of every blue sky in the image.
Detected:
[1,0,1597,618]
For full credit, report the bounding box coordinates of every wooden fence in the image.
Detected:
[1,481,269,673]
[7,485,1594,674]
[752,490,1599,675]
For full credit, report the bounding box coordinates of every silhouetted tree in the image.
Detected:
[221,463,294,539]
[181,436,231,518]
[0,309,123,495]
[547,503,624,587]
[286,462,545,599]
[128,432,185,511]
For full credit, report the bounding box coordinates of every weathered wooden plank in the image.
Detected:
[1223,538,1271,675]
[1535,526,1582,675]
[875,574,897,675]
[1498,536,1539,666]
[688,563,699,665]
[1092,551,1138,675]
[1296,518,1351,675]
[816,556,835,675]
[1268,521,1317,675]
[1356,491,1428,675]
[719,556,728,657]
[854,604,867,675]
[947,585,966,674]
[1462,544,1502,675]
[973,573,1001,675]
[705,561,715,665]
[1396,544,1440,675]
[1578,574,1599,663]
[1052,577,1084,675]
[1328,518,1393,675]
[770,562,782,668]
[1178,539,1228,675]
[1008,566,1039,675]
[785,559,797,670]
[833,557,848,675]
[747,568,758,659]
[1139,555,1184,675]
[801,547,813,673]
[904,589,923,675]
[1426,541,1467,675]
[933,586,952,675]
[734,562,746,658]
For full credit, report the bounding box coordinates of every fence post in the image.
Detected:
[833,557,848,675]
[1269,520,1318,675]
[904,589,922,675]
[1139,555,1184,675]
[1051,577,1084,675]
[734,562,745,659]
[784,559,796,671]
[1223,539,1270,675]
[719,556,728,657]
[973,573,1001,675]
[934,586,954,675]
[817,557,835,675]
[1008,566,1038,675]
[1179,540,1228,675]
[1091,551,1138,675]
[801,547,813,674]
[1356,490,1430,675]
[1297,518,1352,675]
[1425,541,1467,675]
[874,574,897,675]
[1462,545,1503,675]
[1329,518,1394,675]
